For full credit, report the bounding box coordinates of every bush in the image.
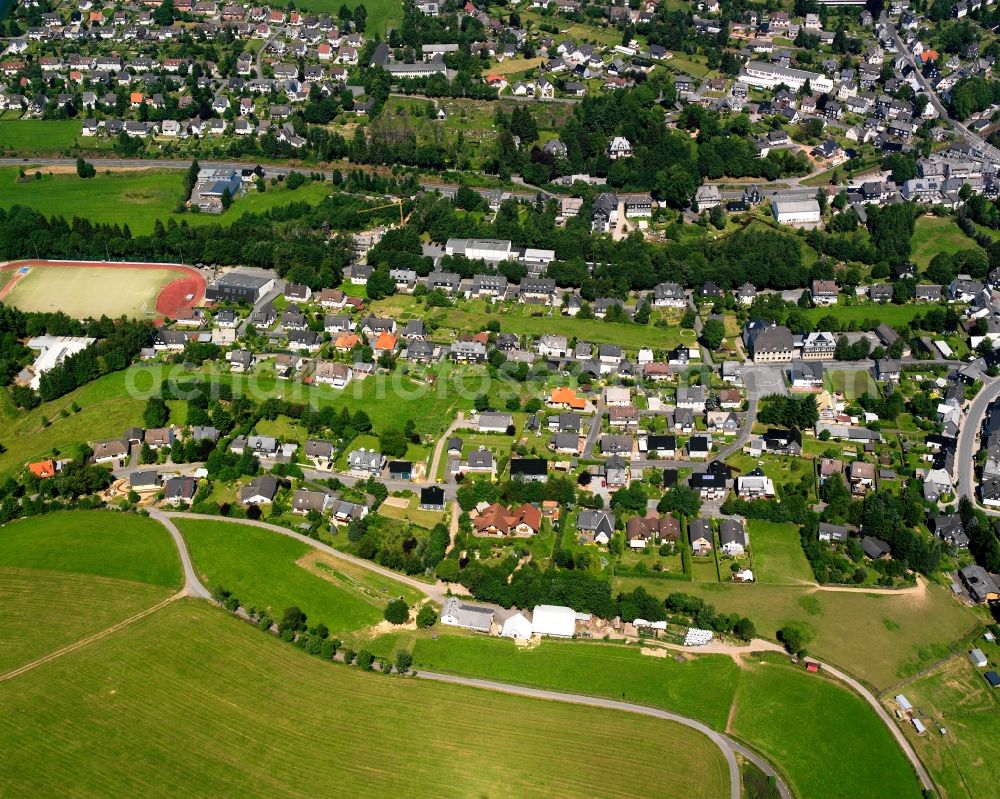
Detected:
[384,598,410,625]
[395,650,413,673]
[356,649,374,670]
[416,604,438,628]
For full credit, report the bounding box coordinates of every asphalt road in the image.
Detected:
[148,509,212,599]
[956,376,1000,508]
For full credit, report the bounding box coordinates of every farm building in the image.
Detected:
[531,605,580,637]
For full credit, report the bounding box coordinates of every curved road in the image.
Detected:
[807,659,933,792]
[957,376,1000,512]
[149,509,212,599]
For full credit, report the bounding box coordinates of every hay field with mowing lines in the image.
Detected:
[0,600,731,799]
[0,511,182,588]
[0,511,181,673]
[2,263,181,319]
[0,569,171,674]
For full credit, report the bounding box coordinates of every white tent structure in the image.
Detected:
[531,605,577,637]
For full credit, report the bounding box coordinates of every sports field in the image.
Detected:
[0,600,730,799]
[178,518,388,635]
[0,261,204,319]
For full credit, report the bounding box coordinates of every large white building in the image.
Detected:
[23,335,96,389]
[531,604,586,637]
[741,61,832,93]
[772,197,822,227]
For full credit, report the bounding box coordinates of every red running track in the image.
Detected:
[0,259,206,319]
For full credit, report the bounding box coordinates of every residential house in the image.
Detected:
[689,519,714,556]
[719,519,748,556]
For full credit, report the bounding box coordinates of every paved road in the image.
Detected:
[148,509,212,599]
[416,671,749,799]
[883,15,1000,162]
[956,376,1000,510]
[162,511,450,603]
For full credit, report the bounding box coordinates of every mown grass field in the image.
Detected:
[4,264,179,319]
[0,600,731,799]
[614,575,979,690]
[178,519,387,634]
[825,368,879,400]
[803,301,924,328]
[0,167,331,234]
[748,520,814,585]
[896,652,1000,799]
[409,634,739,729]
[0,510,180,673]
[0,119,82,151]
[400,633,922,799]
[911,215,981,270]
[731,659,923,799]
[0,569,170,673]
[0,511,182,588]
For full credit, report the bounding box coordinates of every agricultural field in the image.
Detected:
[896,651,1000,799]
[178,518,389,634]
[614,575,980,690]
[910,215,981,270]
[0,511,182,588]
[2,263,181,319]
[0,570,171,674]
[748,520,814,585]
[731,658,923,799]
[0,167,331,234]
[0,119,82,152]
[0,600,731,799]
[400,633,922,799]
[0,510,181,673]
